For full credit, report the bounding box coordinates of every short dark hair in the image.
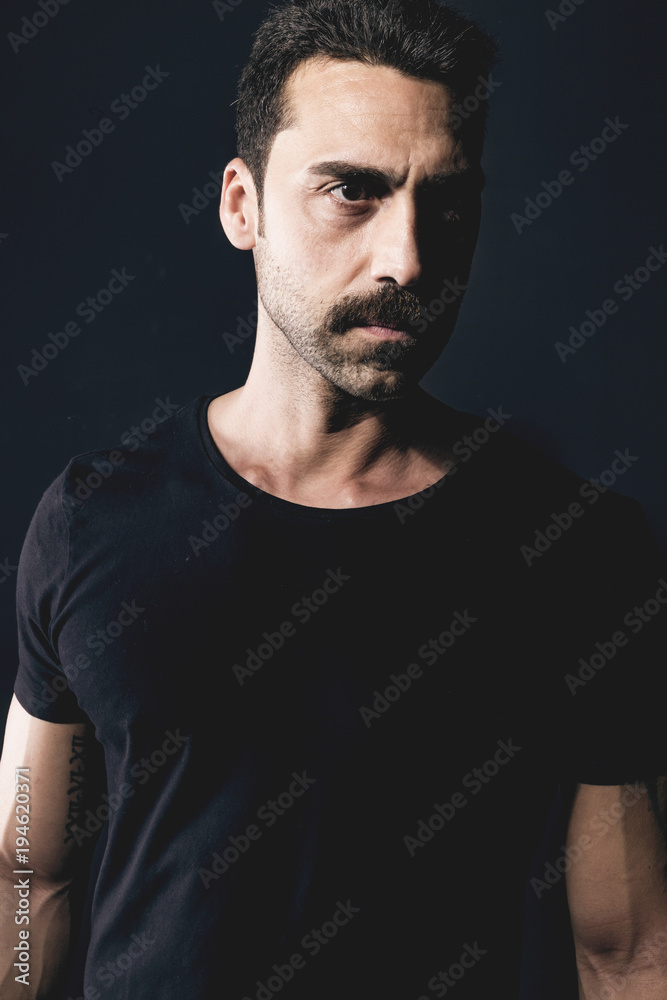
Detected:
[234,0,499,210]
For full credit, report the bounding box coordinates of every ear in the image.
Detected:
[219,158,260,250]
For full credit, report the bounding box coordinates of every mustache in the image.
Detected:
[326,289,426,333]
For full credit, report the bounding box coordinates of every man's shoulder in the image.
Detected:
[443,403,583,491]
[46,395,203,518]
[442,404,642,529]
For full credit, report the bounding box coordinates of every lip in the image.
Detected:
[358,325,413,340]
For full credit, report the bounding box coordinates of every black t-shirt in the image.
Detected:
[13,396,667,999]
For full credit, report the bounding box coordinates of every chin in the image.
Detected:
[315,351,432,403]
[361,382,411,402]
[341,371,416,402]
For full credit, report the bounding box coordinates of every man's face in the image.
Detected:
[252,57,483,401]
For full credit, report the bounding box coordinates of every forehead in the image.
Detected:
[272,57,468,176]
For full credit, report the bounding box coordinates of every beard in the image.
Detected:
[253,235,462,402]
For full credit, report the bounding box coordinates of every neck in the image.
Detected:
[208,329,457,507]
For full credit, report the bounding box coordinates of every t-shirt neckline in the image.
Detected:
[196,394,455,520]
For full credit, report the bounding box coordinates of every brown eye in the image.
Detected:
[329,182,369,203]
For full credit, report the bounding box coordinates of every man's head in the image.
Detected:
[222,0,498,401]
[235,0,498,216]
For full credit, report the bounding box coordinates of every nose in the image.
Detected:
[368,193,424,288]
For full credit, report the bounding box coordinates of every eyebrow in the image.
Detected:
[304,160,485,190]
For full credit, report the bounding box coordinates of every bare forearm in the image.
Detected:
[1,871,75,1000]
[0,703,105,997]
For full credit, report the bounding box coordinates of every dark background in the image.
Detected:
[1,0,665,996]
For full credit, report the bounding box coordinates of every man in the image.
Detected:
[1,1,666,997]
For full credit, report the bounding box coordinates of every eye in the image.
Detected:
[442,204,463,223]
[328,181,372,204]
[440,192,478,225]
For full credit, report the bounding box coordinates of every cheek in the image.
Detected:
[279,223,363,298]
[267,202,328,277]
[264,186,369,291]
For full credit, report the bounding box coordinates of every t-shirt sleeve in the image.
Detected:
[13,471,89,724]
[561,492,667,785]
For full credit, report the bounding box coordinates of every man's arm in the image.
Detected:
[565,778,667,998]
[0,694,105,1000]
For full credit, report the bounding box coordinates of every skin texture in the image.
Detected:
[250,58,479,402]
[215,57,483,507]
[0,697,105,1000]
[565,780,667,997]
